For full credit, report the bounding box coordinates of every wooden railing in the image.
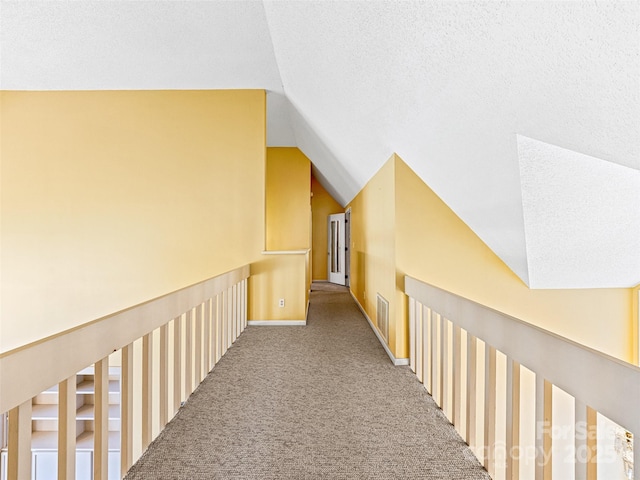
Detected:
[405,275,639,480]
[0,265,249,480]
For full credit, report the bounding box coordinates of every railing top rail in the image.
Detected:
[405,275,640,435]
[0,265,250,414]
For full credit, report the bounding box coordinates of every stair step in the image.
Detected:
[76,380,120,395]
[29,431,120,451]
[32,404,120,421]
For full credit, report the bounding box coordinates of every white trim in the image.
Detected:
[261,249,310,255]
[247,320,306,326]
[349,291,409,366]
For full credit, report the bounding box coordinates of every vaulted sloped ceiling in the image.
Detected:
[2,1,638,289]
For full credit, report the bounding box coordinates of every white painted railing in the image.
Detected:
[406,275,639,480]
[0,265,249,480]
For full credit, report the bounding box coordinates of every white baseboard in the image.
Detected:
[247,320,306,326]
[349,291,409,366]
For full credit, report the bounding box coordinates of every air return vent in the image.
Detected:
[376,294,389,342]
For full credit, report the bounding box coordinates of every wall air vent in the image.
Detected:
[376,293,389,343]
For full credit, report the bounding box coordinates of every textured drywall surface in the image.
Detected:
[518,135,640,288]
[3,0,639,288]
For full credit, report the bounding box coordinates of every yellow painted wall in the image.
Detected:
[348,157,398,351]
[311,175,343,280]
[249,147,311,322]
[394,156,633,362]
[348,154,634,362]
[1,90,266,353]
[249,253,308,321]
[265,148,311,251]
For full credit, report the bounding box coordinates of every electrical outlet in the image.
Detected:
[278,298,285,307]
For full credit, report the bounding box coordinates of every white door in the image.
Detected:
[328,213,346,285]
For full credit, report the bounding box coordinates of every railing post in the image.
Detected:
[142,333,153,450]
[204,299,212,373]
[409,297,416,373]
[217,293,224,361]
[173,316,183,411]
[535,377,552,480]
[195,304,203,384]
[586,406,597,480]
[159,323,169,428]
[440,314,447,411]
[634,429,639,480]
[227,287,233,349]
[243,278,248,331]
[185,309,194,396]
[575,401,597,480]
[432,311,439,405]
[234,283,240,341]
[484,346,497,477]
[506,359,521,480]
[416,303,423,383]
[94,358,109,480]
[58,376,77,480]
[7,399,32,480]
[466,335,478,450]
[121,343,134,478]
[212,296,219,366]
[423,307,431,394]
[453,325,462,429]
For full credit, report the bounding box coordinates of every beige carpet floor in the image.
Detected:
[124,282,490,479]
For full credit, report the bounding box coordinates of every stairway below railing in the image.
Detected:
[0,265,249,480]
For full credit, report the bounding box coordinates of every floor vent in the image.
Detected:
[376,293,389,342]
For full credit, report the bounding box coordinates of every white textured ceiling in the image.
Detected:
[2,0,639,289]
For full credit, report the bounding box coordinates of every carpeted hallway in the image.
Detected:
[125,282,490,479]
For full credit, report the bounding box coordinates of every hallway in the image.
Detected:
[124,283,490,479]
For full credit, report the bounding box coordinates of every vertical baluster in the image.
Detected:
[409,297,416,373]
[185,309,193,395]
[195,304,203,384]
[212,296,219,366]
[231,284,236,343]
[633,426,639,480]
[416,303,423,383]
[506,359,521,480]
[466,335,478,450]
[440,315,447,413]
[484,346,497,477]
[159,324,169,428]
[587,407,598,480]
[227,287,233,349]
[242,278,248,331]
[221,292,227,356]
[173,316,183,411]
[453,325,462,428]
[7,399,32,480]
[535,377,552,480]
[142,333,153,450]
[218,293,224,359]
[121,344,133,477]
[94,358,109,480]
[58,376,76,480]
[204,299,212,373]
[423,307,431,394]
[235,283,240,340]
[431,310,439,405]
[575,401,599,480]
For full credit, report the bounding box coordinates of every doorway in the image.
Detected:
[327,211,350,286]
